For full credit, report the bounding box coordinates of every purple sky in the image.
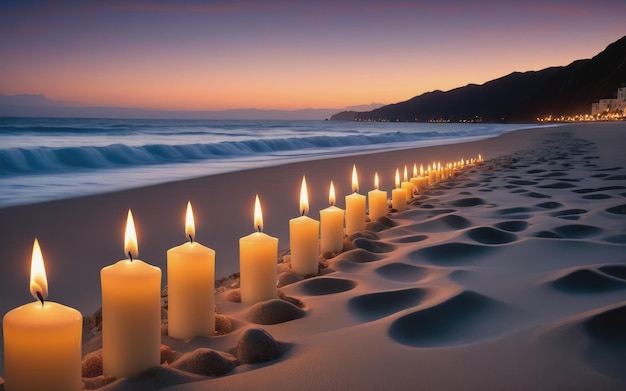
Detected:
[1,0,624,111]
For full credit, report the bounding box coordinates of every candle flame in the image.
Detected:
[299,176,309,216]
[185,201,195,242]
[351,165,359,193]
[413,163,418,178]
[124,209,138,260]
[254,194,263,232]
[420,164,424,176]
[329,181,336,206]
[374,172,380,190]
[29,238,48,303]
[479,153,483,162]
[395,168,400,189]
[403,165,408,182]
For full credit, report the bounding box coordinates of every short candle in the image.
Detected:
[2,239,83,391]
[319,181,345,253]
[368,172,388,221]
[239,195,279,305]
[401,165,415,201]
[289,176,320,276]
[345,165,366,235]
[391,168,406,211]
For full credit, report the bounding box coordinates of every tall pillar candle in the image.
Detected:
[345,165,366,235]
[368,172,387,221]
[167,201,216,340]
[289,176,320,276]
[240,195,278,305]
[2,239,82,391]
[101,210,162,378]
[391,168,407,211]
[320,181,345,253]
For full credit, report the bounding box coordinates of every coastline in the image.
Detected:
[1,122,625,389]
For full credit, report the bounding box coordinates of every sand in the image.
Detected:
[1,122,625,390]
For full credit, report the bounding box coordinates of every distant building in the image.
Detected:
[591,87,626,115]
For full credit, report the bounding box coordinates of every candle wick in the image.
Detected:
[128,251,133,262]
[257,225,261,233]
[36,291,44,306]
[189,234,193,244]
[301,209,305,217]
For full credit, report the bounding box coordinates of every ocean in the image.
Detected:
[0,117,541,208]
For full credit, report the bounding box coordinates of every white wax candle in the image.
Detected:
[320,181,344,253]
[289,177,320,276]
[167,201,215,340]
[2,239,82,391]
[240,195,278,305]
[402,166,414,200]
[101,210,162,378]
[368,172,387,221]
[345,165,366,235]
[391,168,406,211]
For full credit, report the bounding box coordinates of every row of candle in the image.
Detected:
[2,156,482,390]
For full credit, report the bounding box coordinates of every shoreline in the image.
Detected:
[1,122,625,387]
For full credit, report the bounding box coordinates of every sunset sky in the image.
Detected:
[1,0,624,111]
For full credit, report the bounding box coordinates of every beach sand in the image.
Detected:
[1,122,625,390]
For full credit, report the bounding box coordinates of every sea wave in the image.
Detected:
[0,128,501,176]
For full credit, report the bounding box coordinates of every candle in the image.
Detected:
[239,195,278,305]
[368,172,387,221]
[320,181,345,253]
[2,239,82,391]
[289,176,320,276]
[401,165,415,201]
[167,201,216,340]
[410,163,420,194]
[345,165,366,235]
[391,168,406,211]
[101,210,162,378]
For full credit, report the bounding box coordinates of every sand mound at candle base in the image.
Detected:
[245,299,306,325]
[235,328,284,364]
[170,348,237,377]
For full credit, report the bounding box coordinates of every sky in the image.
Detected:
[0,0,625,112]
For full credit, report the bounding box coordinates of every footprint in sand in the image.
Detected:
[525,192,552,199]
[494,220,529,232]
[449,197,487,207]
[551,209,588,220]
[581,305,626,382]
[406,213,472,232]
[375,263,429,282]
[352,237,396,253]
[465,226,517,245]
[535,201,563,209]
[605,204,626,215]
[295,277,357,296]
[348,288,430,322]
[550,268,626,293]
[552,224,604,239]
[537,182,578,189]
[388,290,523,347]
[330,249,383,272]
[409,242,493,265]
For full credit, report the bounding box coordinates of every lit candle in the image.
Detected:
[2,239,82,391]
[368,172,387,221]
[289,176,320,276]
[418,164,428,190]
[401,165,415,201]
[167,201,216,340]
[101,210,162,378]
[319,181,345,253]
[345,165,366,235]
[410,163,420,193]
[239,195,278,305]
[391,168,406,211]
